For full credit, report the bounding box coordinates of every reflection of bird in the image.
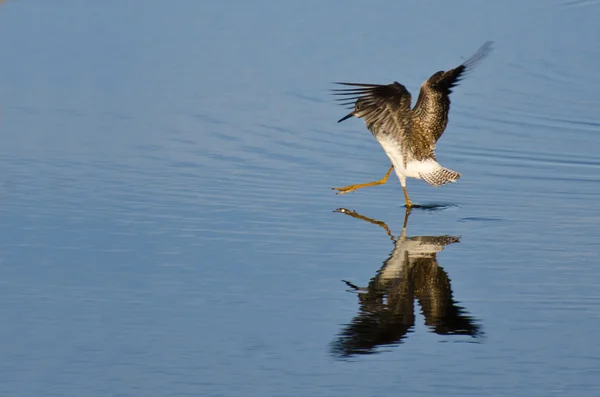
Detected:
[331,208,480,357]
[332,42,493,208]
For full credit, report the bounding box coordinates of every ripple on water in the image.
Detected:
[560,0,600,8]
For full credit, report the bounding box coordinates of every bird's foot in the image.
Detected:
[332,167,394,195]
[332,180,387,195]
[332,185,360,195]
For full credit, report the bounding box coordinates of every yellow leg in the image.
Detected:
[332,165,394,195]
[402,184,412,209]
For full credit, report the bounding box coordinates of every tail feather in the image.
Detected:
[419,167,461,187]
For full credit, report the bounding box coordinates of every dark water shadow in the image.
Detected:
[331,208,482,358]
[404,203,460,211]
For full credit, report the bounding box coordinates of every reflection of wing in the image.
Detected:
[332,247,415,356]
[331,210,480,358]
[412,256,479,336]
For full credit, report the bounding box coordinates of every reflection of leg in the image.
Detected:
[332,165,394,195]
[402,207,411,230]
[334,208,395,241]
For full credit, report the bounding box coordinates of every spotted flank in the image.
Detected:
[419,167,461,187]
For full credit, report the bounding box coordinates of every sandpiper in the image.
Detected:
[332,41,493,208]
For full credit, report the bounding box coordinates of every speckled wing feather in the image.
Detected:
[412,41,493,144]
[332,82,413,151]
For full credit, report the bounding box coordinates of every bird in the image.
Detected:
[332,41,493,208]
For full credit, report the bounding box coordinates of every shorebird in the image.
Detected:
[332,41,493,208]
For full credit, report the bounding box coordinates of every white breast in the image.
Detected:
[377,135,438,179]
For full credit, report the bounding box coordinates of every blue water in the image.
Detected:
[1,1,600,396]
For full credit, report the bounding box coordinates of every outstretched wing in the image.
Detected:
[332,82,413,143]
[412,41,493,144]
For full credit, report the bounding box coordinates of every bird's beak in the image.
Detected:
[337,112,354,123]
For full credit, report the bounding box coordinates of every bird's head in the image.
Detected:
[338,97,369,123]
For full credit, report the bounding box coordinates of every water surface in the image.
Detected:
[1,1,599,396]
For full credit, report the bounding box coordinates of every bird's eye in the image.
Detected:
[355,98,366,111]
